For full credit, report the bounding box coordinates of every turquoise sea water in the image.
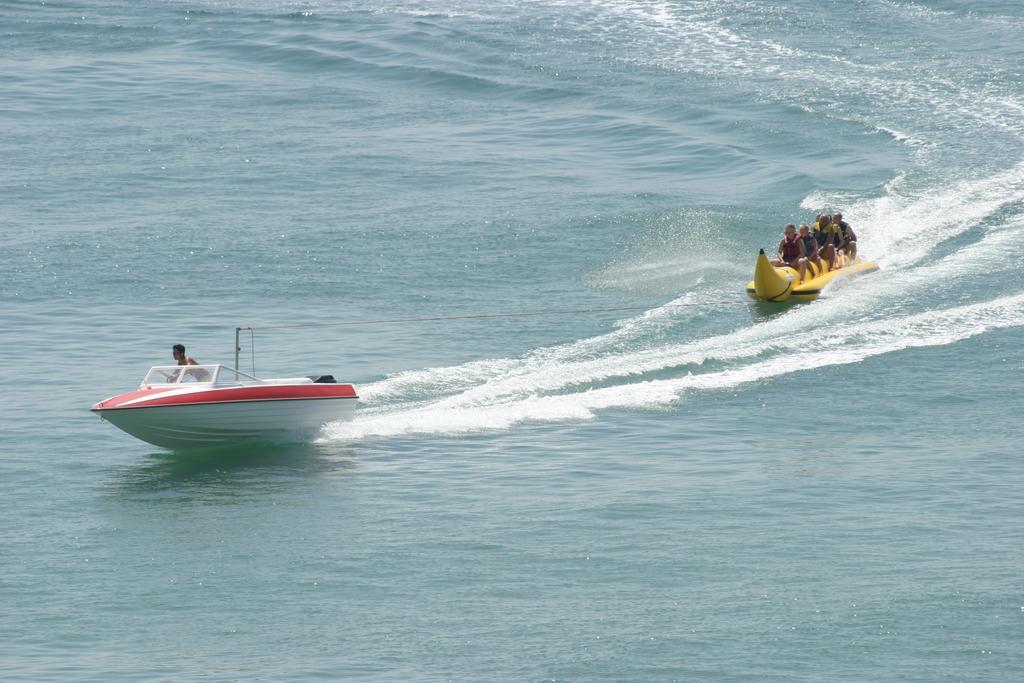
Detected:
[3,0,1024,679]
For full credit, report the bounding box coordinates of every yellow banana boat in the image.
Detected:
[746,249,879,302]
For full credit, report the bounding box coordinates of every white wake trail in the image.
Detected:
[321,291,1024,441]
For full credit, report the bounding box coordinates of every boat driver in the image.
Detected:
[167,344,209,382]
[173,343,199,366]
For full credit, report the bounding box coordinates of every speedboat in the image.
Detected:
[746,249,879,302]
[91,364,358,449]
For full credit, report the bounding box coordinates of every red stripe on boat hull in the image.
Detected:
[93,384,358,410]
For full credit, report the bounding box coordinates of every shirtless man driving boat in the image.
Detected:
[164,344,209,382]
[173,344,199,366]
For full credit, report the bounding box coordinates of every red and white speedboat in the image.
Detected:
[92,364,358,449]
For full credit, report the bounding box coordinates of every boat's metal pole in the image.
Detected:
[235,327,241,370]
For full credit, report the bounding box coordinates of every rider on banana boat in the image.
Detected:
[832,212,857,261]
[811,213,829,247]
[796,224,820,284]
[769,224,803,268]
[813,213,839,270]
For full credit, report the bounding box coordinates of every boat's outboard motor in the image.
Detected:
[308,375,337,383]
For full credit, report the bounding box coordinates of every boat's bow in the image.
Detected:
[751,249,795,302]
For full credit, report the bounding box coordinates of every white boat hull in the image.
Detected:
[96,397,357,449]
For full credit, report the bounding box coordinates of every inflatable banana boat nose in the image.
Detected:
[746,249,878,302]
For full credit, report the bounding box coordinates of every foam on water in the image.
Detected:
[323,288,1024,440]
[811,160,1024,267]
[560,0,1024,173]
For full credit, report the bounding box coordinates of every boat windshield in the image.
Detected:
[141,365,262,387]
[142,365,218,386]
[216,367,261,384]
